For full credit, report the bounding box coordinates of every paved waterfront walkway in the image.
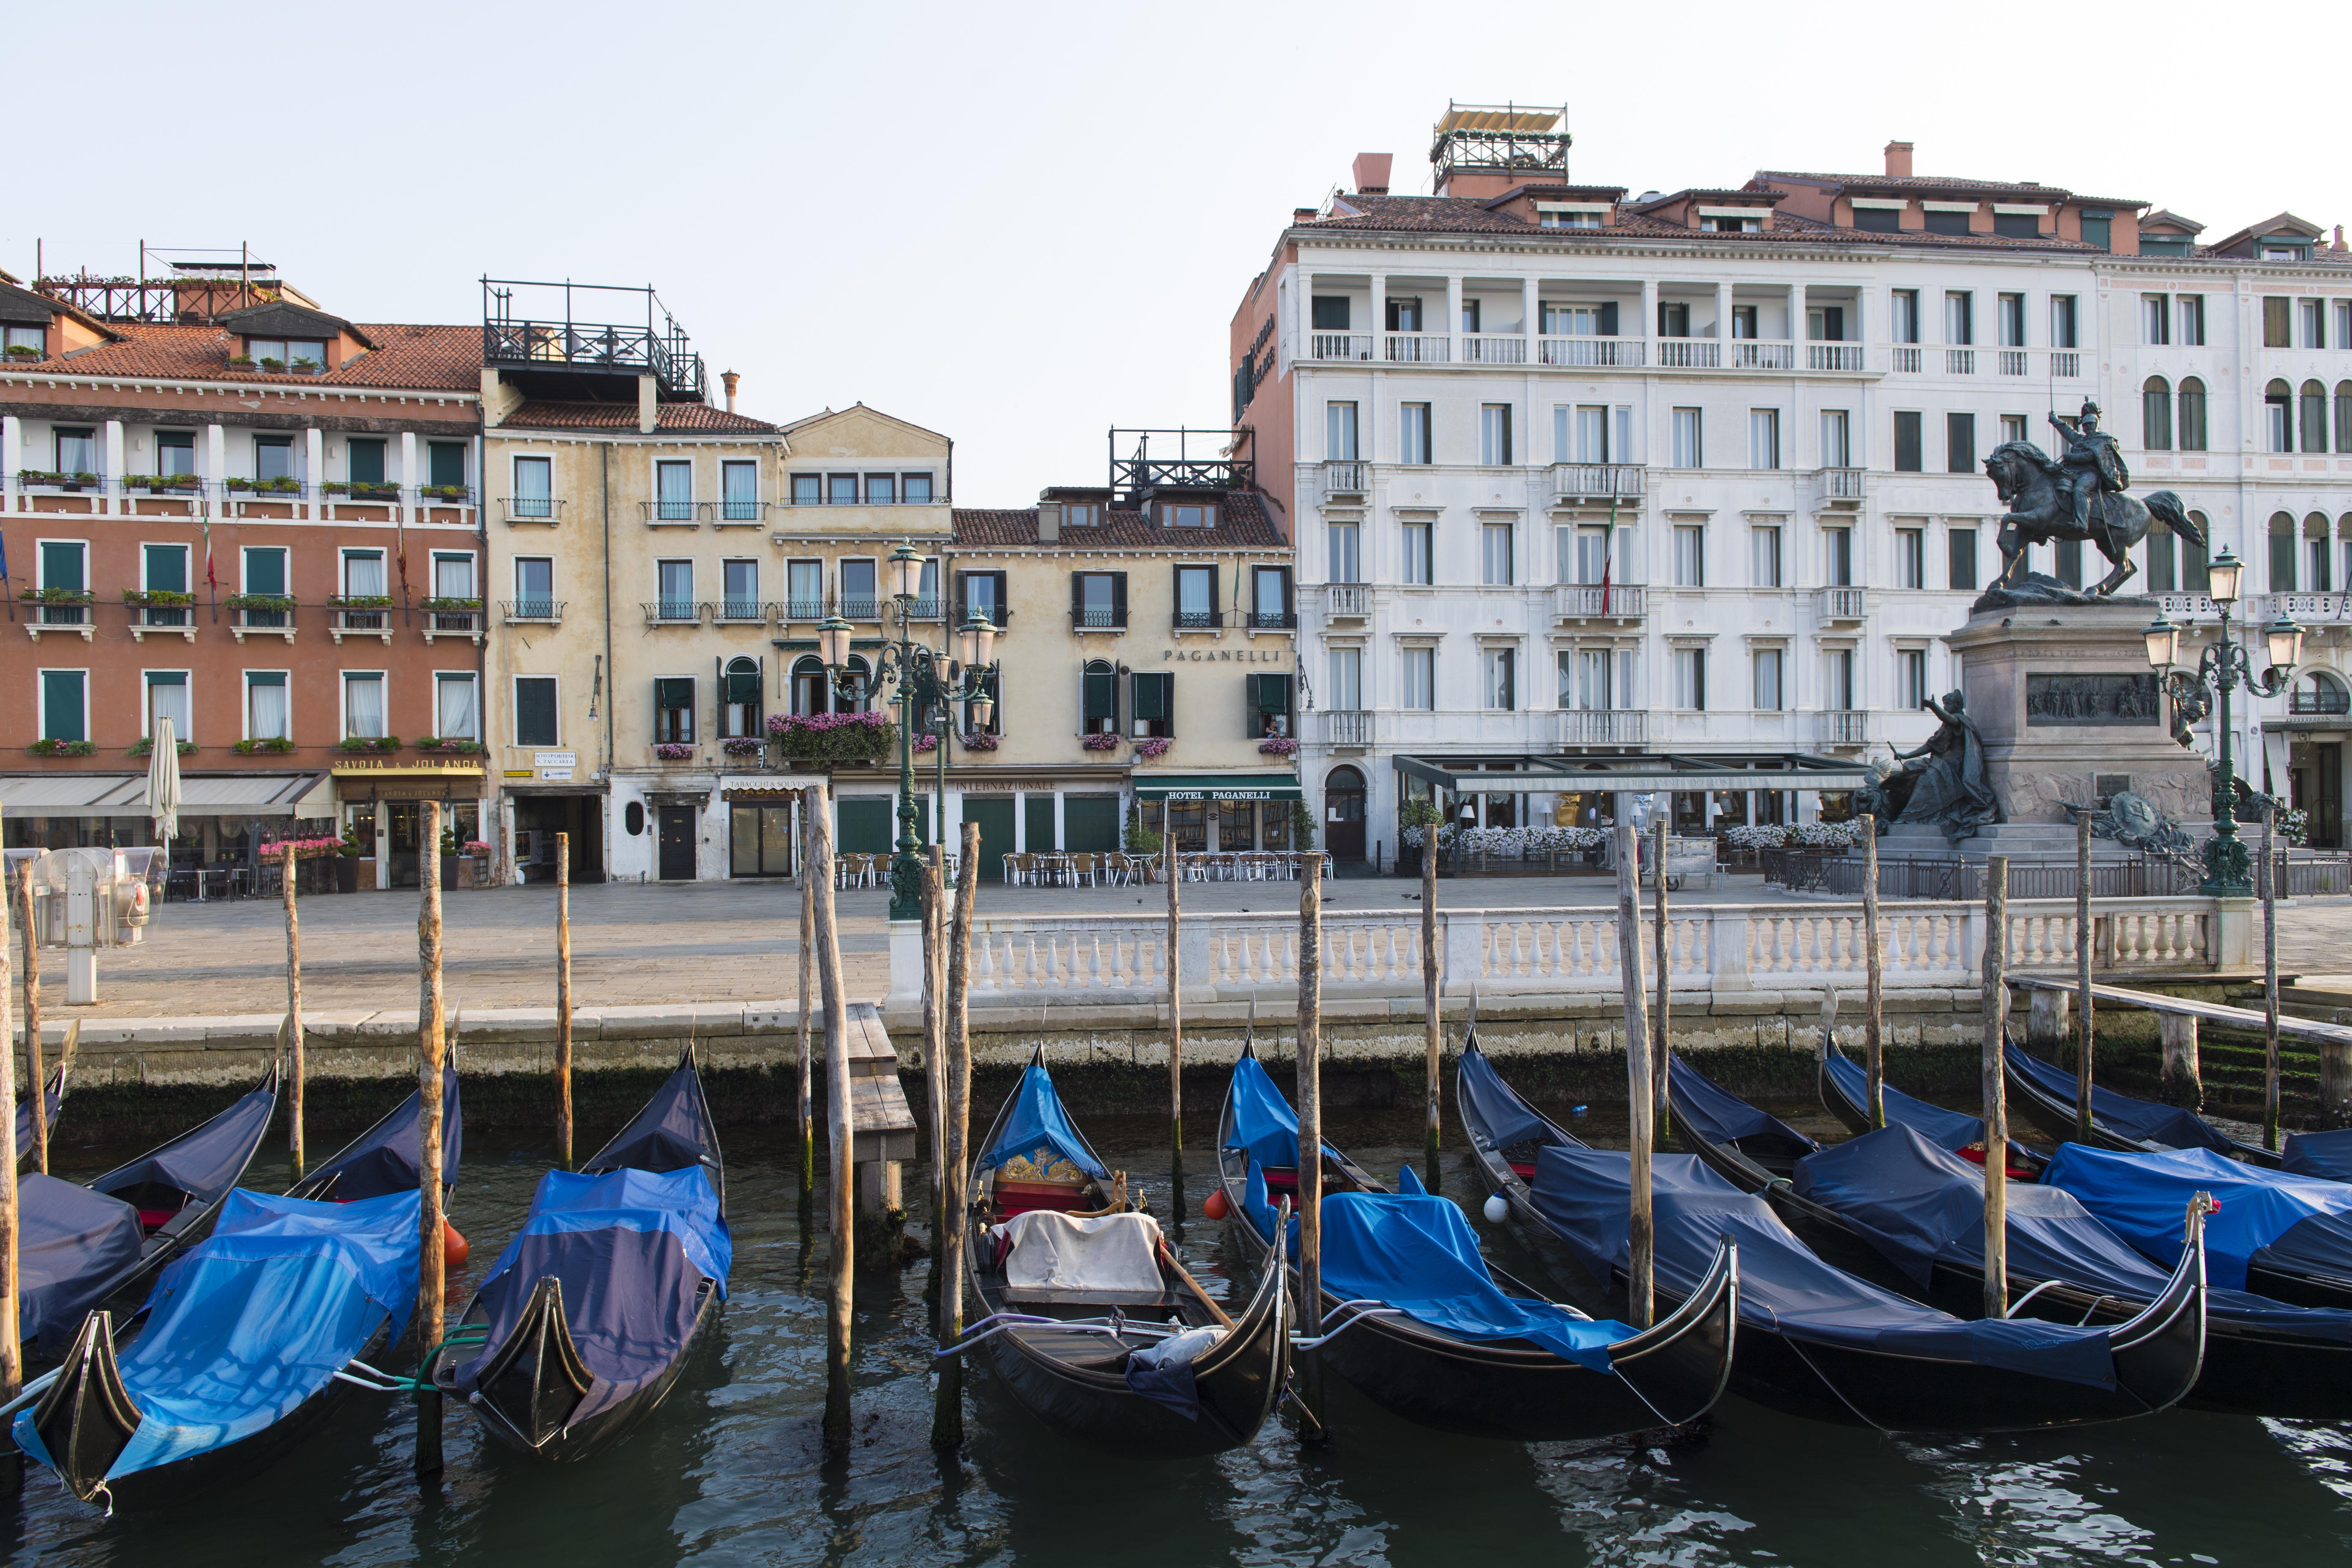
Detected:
[13,872,2351,1021]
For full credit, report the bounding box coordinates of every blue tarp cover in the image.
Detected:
[1669,1054,1818,1154]
[15,1189,421,1483]
[1530,1145,2116,1388]
[1223,1055,1340,1171]
[16,1074,63,1154]
[2283,1127,2352,1183]
[2044,1143,2352,1291]
[93,1081,277,1211]
[18,1176,143,1351]
[1824,1045,2037,1166]
[580,1059,717,1179]
[976,1060,1110,1180]
[305,1064,463,1202]
[2006,1042,2235,1155]
[455,1165,731,1424]
[1457,1048,1564,1154]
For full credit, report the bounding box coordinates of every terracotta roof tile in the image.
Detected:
[1297,195,2106,252]
[28,321,481,391]
[954,491,1284,551]
[501,399,780,434]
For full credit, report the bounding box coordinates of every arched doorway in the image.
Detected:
[1324,765,1367,862]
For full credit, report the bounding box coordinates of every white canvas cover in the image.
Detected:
[1002,1210,1165,1298]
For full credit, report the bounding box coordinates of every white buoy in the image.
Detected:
[1482,1193,1509,1223]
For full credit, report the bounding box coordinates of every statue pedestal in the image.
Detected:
[1885,602,2210,862]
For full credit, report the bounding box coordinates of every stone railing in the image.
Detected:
[887,896,2227,1007]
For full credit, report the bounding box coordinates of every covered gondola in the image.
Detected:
[14,1186,423,1511]
[286,1060,463,1202]
[2284,1127,2352,1182]
[440,1048,729,1461]
[16,1056,70,1167]
[956,1050,1288,1459]
[21,1065,279,1359]
[1816,1044,2046,1178]
[2004,1039,2280,1167]
[1217,1044,1736,1441]
[1463,1046,2208,1433]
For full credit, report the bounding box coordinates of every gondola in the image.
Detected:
[2284,1127,2352,1181]
[287,1059,463,1202]
[438,1048,729,1462]
[1218,1043,1736,1441]
[21,1064,279,1360]
[16,1054,71,1167]
[1682,1051,2352,1420]
[1462,1044,2208,1433]
[1816,1043,2047,1178]
[956,1048,1288,1459]
[2004,1037,2281,1167]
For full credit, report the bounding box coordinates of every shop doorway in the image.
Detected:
[385,801,423,887]
[516,795,604,883]
[963,797,1015,881]
[1324,766,1367,861]
[658,806,698,880]
[2291,743,2344,849]
[730,802,797,877]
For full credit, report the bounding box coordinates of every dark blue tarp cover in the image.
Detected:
[976,1060,1109,1180]
[14,1189,421,1484]
[1796,1124,2352,1342]
[2283,1127,2352,1183]
[303,1064,463,1201]
[16,1070,63,1155]
[1669,1054,1818,1154]
[2044,1143,2352,1291]
[580,1059,717,1179]
[1530,1145,2116,1388]
[1223,1055,1340,1171]
[1457,1048,1565,1154]
[455,1165,731,1425]
[93,1080,277,1210]
[2006,1042,2235,1155]
[18,1176,142,1351]
[1824,1045,2041,1169]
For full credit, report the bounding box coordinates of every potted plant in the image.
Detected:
[27,738,95,757]
[419,484,470,503]
[127,737,198,758]
[122,588,194,609]
[225,592,296,615]
[291,356,321,374]
[960,731,999,751]
[348,481,400,500]
[654,742,697,761]
[224,476,256,493]
[765,711,896,764]
[327,594,394,610]
[335,735,401,754]
[3,344,40,361]
[258,357,285,372]
[20,586,94,606]
[1258,735,1298,757]
[234,735,297,755]
[722,736,765,758]
[228,354,255,368]
[1124,822,1163,858]
[913,732,939,753]
[419,595,483,614]
[1132,736,1172,761]
[1081,731,1120,752]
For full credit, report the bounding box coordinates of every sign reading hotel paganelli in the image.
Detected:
[1160,648,1290,663]
[2023,672,2163,726]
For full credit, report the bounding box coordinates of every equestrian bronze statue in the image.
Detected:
[1979,400,2202,608]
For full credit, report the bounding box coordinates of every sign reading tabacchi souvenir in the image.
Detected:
[2024,672,2163,727]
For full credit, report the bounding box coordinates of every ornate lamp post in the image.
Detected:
[2142,545,2303,896]
[821,541,998,920]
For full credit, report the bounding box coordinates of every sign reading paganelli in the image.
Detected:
[2024,672,2163,727]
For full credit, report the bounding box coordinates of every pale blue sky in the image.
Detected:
[8,0,2342,504]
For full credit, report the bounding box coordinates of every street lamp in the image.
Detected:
[2144,546,2302,896]
[821,543,999,920]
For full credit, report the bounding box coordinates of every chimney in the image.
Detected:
[1884,140,1914,178]
[1037,501,1062,544]
[1292,206,1318,223]
[2334,225,2349,256]
[721,369,739,413]
[1351,152,1393,196]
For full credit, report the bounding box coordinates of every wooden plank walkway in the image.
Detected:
[845,1001,918,1165]
[2013,976,2352,1049]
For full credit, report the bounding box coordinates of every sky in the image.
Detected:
[8,0,2344,506]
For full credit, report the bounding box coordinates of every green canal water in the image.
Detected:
[9,1097,2352,1566]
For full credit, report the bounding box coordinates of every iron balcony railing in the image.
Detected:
[1071,607,1127,630]
[2291,688,2351,715]
[838,595,882,621]
[642,499,700,524]
[1174,609,1222,631]
[645,599,705,625]
[716,598,766,623]
[781,596,828,621]
[1248,610,1298,631]
[501,599,564,623]
[501,495,564,524]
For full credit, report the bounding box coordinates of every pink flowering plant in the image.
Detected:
[259,836,347,861]
[654,742,697,760]
[1081,732,1120,752]
[722,736,765,757]
[913,732,939,753]
[1257,736,1297,757]
[767,710,894,762]
[1133,737,1172,761]
[960,731,999,751]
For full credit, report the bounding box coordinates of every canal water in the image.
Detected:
[9,1093,2352,1566]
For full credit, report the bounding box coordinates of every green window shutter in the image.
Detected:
[41,670,86,742]
[39,542,84,591]
[656,678,694,709]
[146,670,187,686]
[1083,666,1116,727]
[1024,794,1056,853]
[1132,673,1167,722]
[245,548,286,595]
[1111,573,1127,625]
[347,438,387,485]
[144,544,187,593]
[246,670,287,686]
[430,441,468,488]
[725,667,761,704]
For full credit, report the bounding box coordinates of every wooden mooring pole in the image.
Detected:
[280,841,302,1178]
[810,795,855,1448]
[414,801,448,1479]
[1613,823,1653,1330]
[2076,809,2095,1146]
[932,821,979,1451]
[923,845,946,1318]
[555,831,572,1169]
[1861,815,1884,1129]
[1422,814,1440,1189]
[0,807,21,1494]
[2263,807,2281,1153]
[1166,837,1184,1191]
[797,793,818,1206]
[1297,854,1327,1432]
[19,870,45,1173]
[1652,817,1671,1145]
[1982,855,2010,1321]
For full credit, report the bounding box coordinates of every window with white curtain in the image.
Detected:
[1327,521,1361,584]
[1483,647,1516,710]
[1672,408,1703,467]
[145,671,191,740]
[1752,648,1783,710]
[1752,525,1783,587]
[343,673,386,738]
[1399,403,1431,465]
[1748,408,1780,470]
[1401,521,1433,585]
[1820,409,1851,468]
[432,552,474,599]
[1899,650,1928,710]
[1327,647,1362,710]
[1572,648,1632,710]
[342,549,386,597]
[1481,521,1514,585]
[246,672,288,740]
[1402,647,1434,710]
[1674,648,1706,710]
[1481,404,1513,466]
[436,673,479,739]
[656,459,693,520]
[1673,524,1704,586]
[1559,525,1611,585]
[1326,401,1359,460]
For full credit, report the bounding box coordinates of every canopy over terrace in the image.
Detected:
[1391,752,1873,835]
[0,772,332,848]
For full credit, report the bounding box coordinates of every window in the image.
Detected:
[1924,209,1970,237]
[1175,564,1217,629]
[838,558,878,617]
[1,324,43,355]
[2050,295,2078,349]
[1998,293,2025,347]
[1944,292,1973,345]
[1538,208,1603,229]
[1824,527,1854,587]
[1949,528,1978,592]
[790,656,832,717]
[1826,648,1855,712]
[1252,566,1291,627]
[1572,648,1635,711]
[916,558,939,615]
[1460,299,1482,334]
[36,669,85,744]
[513,456,553,518]
[1752,649,1783,711]
[143,543,190,626]
[2339,381,2352,455]
[1946,412,1976,474]
[2268,381,2294,453]
[1893,411,1923,472]
[2178,296,2205,346]
[723,558,760,620]
[1081,659,1119,734]
[1326,521,1360,584]
[1892,290,1920,344]
[2341,304,2352,352]
[1401,521,1433,585]
[2142,294,2170,346]
[512,676,558,746]
[655,678,696,743]
[1072,571,1125,629]
[1994,211,2040,239]
[1544,302,1612,335]
[346,438,386,485]
[428,441,467,490]
[1327,400,1359,460]
[1557,403,1611,463]
[2000,414,2030,445]
[1703,215,1761,234]
[1400,403,1432,465]
[1402,647,1435,710]
[1312,296,1350,330]
[648,459,690,520]
[2148,528,2176,592]
[436,672,479,740]
[1895,528,1925,589]
[2143,377,2172,450]
[1657,301,1691,337]
[2301,299,2328,350]
[720,656,762,738]
[791,474,821,505]
[1480,404,1512,466]
[1752,524,1783,587]
[782,560,822,618]
[1674,648,1707,710]
[1481,521,1514,585]
[2303,381,2330,454]
[247,337,328,370]
[1820,409,1851,468]
[958,569,1007,627]
[2270,514,2297,591]
[1731,304,1759,338]
[342,548,386,599]
[851,473,889,506]
[2182,516,2211,591]
[1807,305,1848,343]
[143,670,189,741]
[241,545,288,626]
[656,559,695,621]
[1748,408,1780,470]
[1160,501,1215,529]
[721,460,757,520]
[2079,210,2112,251]
[255,435,294,483]
[1558,524,1614,586]
[2055,538,2082,587]
[827,474,860,506]
[1130,672,1173,738]
[1854,205,1901,234]
[1386,297,1423,332]
[343,672,386,739]
[431,552,474,603]
[157,430,195,477]
[1673,524,1704,587]
[1249,672,1294,738]
[2265,298,2291,349]
[2311,529,2334,594]
[1326,648,1362,710]
[1671,407,1702,468]
[1483,647,1516,710]
[1899,651,1928,710]
[903,473,935,504]
[245,671,288,741]
[1061,501,1097,528]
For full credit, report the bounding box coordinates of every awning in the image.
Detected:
[1132,772,1304,803]
[0,772,332,818]
[1394,753,1872,794]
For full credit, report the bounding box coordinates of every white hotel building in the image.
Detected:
[1226,106,2352,863]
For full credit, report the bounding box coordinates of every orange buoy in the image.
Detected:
[1202,1187,1230,1221]
[442,1220,470,1268]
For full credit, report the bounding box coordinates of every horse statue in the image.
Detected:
[1981,438,2202,604]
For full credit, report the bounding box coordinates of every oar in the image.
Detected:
[1158,1239,1235,1331]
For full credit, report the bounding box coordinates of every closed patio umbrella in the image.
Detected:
[149,716,182,898]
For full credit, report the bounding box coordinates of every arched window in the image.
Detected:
[791,655,830,716]
[1081,658,1119,735]
[2266,380,2294,452]
[721,656,762,738]
[2309,513,2336,593]
[2295,670,2349,718]
[841,655,872,713]
[2178,376,2208,452]
[2338,381,2352,455]
[2141,376,2171,451]
[2181,513,2211,592]
[2270,511,2299,591]
[2303,380,2331,454]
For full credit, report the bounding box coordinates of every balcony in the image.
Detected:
[1551,463,1644,504]
[1946,348,1976,374]
[229,604,296,643]
[2051,351,2082,378]
[501,496,564,526]
[1326,583,1369,621]
[420,606,485,646]
[1071,607,1128,632]
[838,596,883,622]
[1321,459,1367,499]
[127,602,196,643]
[1247,610,1298,631]
[1553,583,1646,622]
[640,499,702,528]
[643,600,707,626]
[328,605,394,645]
[1307,332,1373,362]
[779,597,829,622]
[1322,709,1372,748]
[715,598,767,625]
[1815,586,1867,622]
[1655,339,1720,370]
[1998,349,2028,376]
[907,596,944,622]
[1460,334,1526,365]
[21,596,92,642]
[1559,709,1645,747]
[501,599,565,624]
[1815,709,1871,747]
[716,500,770,527]
[2291,687,2351,716]
[1728,341,1795,370]
[1892,346,1923,373]
[1807,343,1865,371]
[482,278,705,400]
[1813,467,1865,509]
[1174,609,1223,633]
[1384,332,1451,364]
[1538,336,1643,368]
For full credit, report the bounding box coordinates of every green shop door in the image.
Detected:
[1063,794,1122,853]
[962,797,1014,881]
[837,798,892,855]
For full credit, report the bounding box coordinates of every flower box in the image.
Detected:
[226,593,297,613]
[128,738,198,758]
[654,743,698,761]
[122,589,195,607]
[913,733,939,754]
[960,732,999,751]
[1257,736,1298,756]
[234,736,297,755]
[327,594,393,610]
[418,596,482,613]
[335,736,402,754]
[27,738,95,757]
[1081,732,1120,752]
[721,737,765,757]
[418,485,471,503]
[412,737,486,755]
[3,345,41,361]
[1132,737,1172,761]
[766,711,896,763]
[19,587,94,605]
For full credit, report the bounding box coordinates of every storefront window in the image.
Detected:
[1165,800,1206,854]
[1215,801,1254,852]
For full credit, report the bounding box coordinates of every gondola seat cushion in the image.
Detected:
[1000,1210,1166,1303]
